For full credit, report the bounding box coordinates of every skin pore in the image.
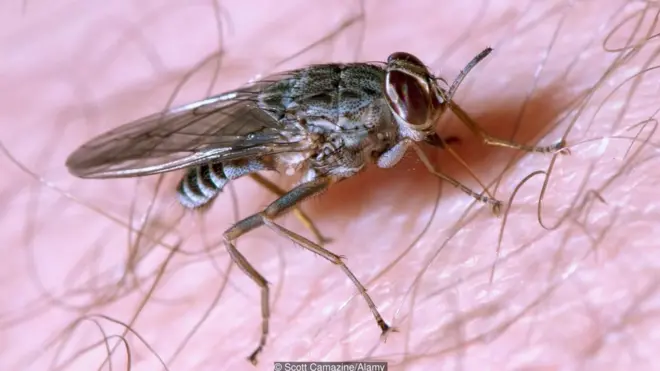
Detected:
[2,0,660,370]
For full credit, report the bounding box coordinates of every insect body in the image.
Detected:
[172,62,398,209]
[66,48,565,364]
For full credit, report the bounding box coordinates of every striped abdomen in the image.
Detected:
[176,163,228,209]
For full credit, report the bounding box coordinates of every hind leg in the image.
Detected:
[223,176,392,365]
[248,173,332,245]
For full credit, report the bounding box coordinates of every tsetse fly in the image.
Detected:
[66,47,566,364]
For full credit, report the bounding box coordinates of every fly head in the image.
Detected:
[384,52,448,145]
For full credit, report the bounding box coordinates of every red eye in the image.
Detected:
[385,69,431,127]
[387,52,424,67]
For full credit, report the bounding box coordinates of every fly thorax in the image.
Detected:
[274,151,310,176]
[306,118,340,134]
[314,135,345,162]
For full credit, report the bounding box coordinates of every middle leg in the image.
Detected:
[377,139,503,214]
[248,172,332,245]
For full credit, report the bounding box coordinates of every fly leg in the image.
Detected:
[439,47,568,154]
[447,101,568,154]
[224,176,393,365]
[248,173,332,245]
[376,139,503,214]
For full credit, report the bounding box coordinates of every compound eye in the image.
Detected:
[387,52,425,69]
[385,69,432,127]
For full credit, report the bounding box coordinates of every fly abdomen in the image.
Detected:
[177,163,228,209]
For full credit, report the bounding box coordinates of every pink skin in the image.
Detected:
[2,0,660,370]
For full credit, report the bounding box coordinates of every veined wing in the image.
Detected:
[66,79,308,178]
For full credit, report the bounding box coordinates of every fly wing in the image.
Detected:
[66,77,307,178]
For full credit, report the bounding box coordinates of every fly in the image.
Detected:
[65,47,566,364]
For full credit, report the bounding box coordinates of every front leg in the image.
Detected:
[375,139,412,169]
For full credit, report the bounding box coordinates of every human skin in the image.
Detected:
[2,0,660,370]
